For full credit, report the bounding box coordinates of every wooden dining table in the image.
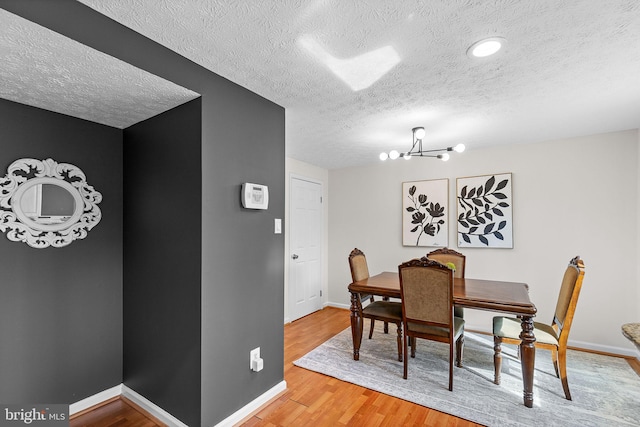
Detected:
[348,271,538,408]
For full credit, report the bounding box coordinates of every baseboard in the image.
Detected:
[69,384,122,416]
[121,385,188,427]
[213,380,287,427]
[70,382,287,427]
[567,339,639,358]
[324,301,349,310]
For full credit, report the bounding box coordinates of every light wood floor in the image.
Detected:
[71,306,640,426]
[240,307,480,426]
[70,396,164,427]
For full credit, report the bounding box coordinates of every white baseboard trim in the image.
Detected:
[70,384,122,415]
[121,385,188,427]
[70,381,287,427]
[69,384,186,426]
[324,301,349,310]
[213,380,287,427]
[568,339,639,358]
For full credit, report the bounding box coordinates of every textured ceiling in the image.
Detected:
[0,9,199,129]
[3,1,640,169]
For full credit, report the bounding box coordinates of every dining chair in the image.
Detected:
[398,258,465,390]
[492,256,585,400]
[426,247,466,320]
[348,248,403,361]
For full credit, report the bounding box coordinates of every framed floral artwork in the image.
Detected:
[456,173,513,248]
[402,179,448,247]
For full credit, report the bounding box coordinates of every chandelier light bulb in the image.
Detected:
[404,153,411,160]
[389,150,400,160]
[440,153,450,161]
[454,143,466,153]
[413,127,426,140]
[379,152,389,161]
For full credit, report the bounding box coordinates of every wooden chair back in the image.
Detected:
[552,256,585,346]
[348,248,370,282]
[426,247,465,279]
[399,258,454,331]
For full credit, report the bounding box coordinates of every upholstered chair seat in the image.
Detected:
[408,317,465,338]
[363,301,403,319]
[493,317,559,346]
[622,323,640,352]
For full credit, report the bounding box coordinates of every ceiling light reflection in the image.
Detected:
[298,35,401,91]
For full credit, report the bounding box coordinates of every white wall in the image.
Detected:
[637,129,640,337]
[327,129,640,356]
[284,157,329,322]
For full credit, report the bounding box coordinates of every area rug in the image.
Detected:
[294,327,640,426]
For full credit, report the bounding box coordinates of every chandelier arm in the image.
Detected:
[402,152,440,158]
[406,138,420,153]
[412,147,453,154]
[380,127,464,161]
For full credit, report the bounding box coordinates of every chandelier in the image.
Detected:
[379,127,465,161]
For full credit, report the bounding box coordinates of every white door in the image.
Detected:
[289,177,323,321]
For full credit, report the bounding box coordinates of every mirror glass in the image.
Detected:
[20,183,76,225]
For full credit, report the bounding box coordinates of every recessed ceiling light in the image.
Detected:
[467,37,506,58]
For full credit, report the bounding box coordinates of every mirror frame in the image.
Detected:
[0,158,102,248]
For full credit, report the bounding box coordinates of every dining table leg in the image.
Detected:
[350,291,363,360]
[519,315,536,408]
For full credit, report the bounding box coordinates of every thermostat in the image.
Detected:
[241,183,269,209]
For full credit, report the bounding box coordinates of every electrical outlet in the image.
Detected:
[250,347,264,371]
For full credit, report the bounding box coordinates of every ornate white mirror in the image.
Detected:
[0,158,102,248]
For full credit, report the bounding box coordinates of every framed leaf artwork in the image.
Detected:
[456,173,513,248]
[402,179,448,247]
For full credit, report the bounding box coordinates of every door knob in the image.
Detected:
[292,254,299,259]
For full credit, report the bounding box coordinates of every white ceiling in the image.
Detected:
[0,9,199,129]
[2,1,640,169]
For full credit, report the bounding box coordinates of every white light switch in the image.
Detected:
[274,218,282,234]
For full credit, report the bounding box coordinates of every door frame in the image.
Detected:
[286,173,325,323]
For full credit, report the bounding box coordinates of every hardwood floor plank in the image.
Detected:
[70,398,164,427]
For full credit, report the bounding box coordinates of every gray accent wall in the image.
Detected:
[123,99,203,427]
[0,98,124,403]
[200,71,286,425]
[2,2,286,426]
